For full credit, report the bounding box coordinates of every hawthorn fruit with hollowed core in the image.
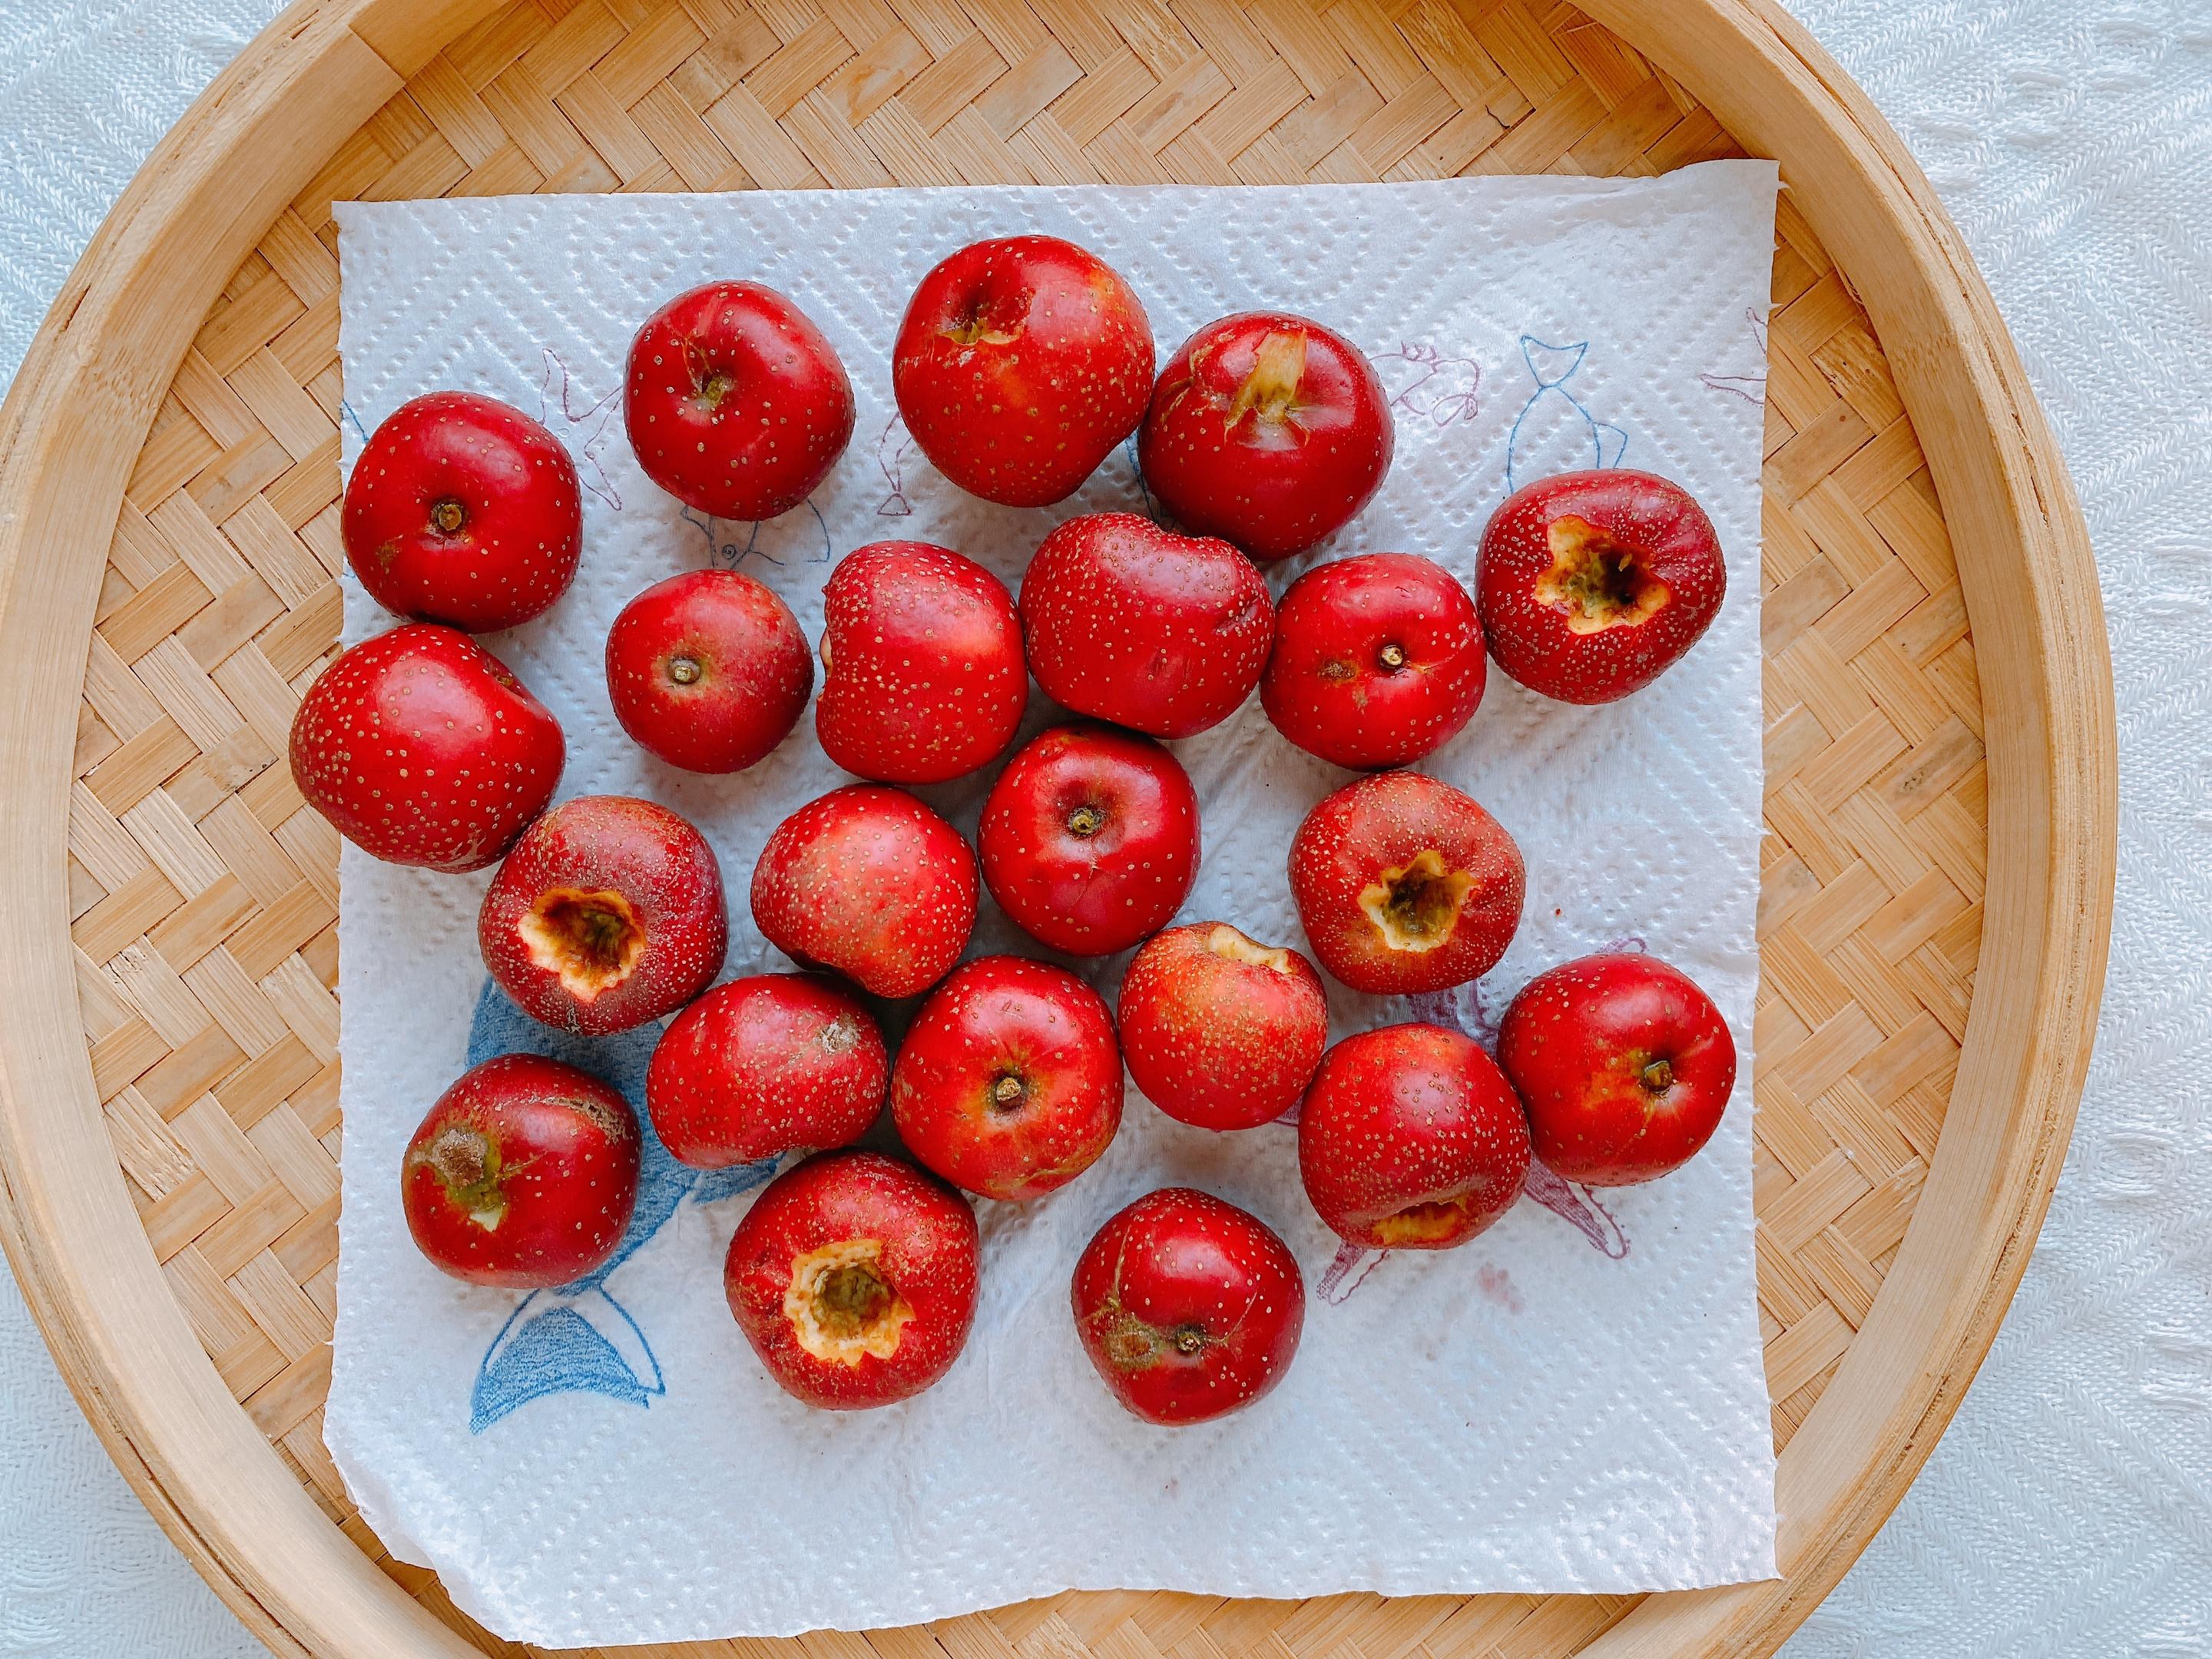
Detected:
[891,955,1123,1201]
[1071,1187,1305,1426]
[1262,552,1485,769]
[815,540,1026,783]
[401,1053,641,1288]
[1298,1023,1531,1250]
[289,622,565,873]
[724,1148,979,1409]
[1116,923,1328,1131]
[1288,770,1525,996]
[979,724,1200,957]
[647,974,889,1169]
[1139,311,1394,561]
[604,568,811,773]
[892,236,1153,508]
[624,281,854,522]
[478,795,727,1036]
[1476,469,1726,704]
[1018,512,1273,740]
[1497,952,1737,1185]
[750,786,977,998]
[343,391,583,632]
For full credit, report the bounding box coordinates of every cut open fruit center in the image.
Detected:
[1372,1195,1471,1246]
[1537,515,1673,634]
[1356,849,1474,953]
[783,1238,914,1366]
[516,887,647,1002]
[416,1126,505,1230]
[1227,329,1309,432]
[1207,923,1295,975]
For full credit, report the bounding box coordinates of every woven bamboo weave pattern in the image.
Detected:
[65,0,1985,1652]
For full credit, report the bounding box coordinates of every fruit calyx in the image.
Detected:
[429,498,468,535]
[1371,1194,1471,1246]
[1537,515,1673,634]
[1227,329,1309,432]
[782,1238,914,1365]
[415,1124,506,1230]
[1207,922,1294,975]
[1356,848,1473,952]
[1066,803,1106,839]
[516,886,647,1001]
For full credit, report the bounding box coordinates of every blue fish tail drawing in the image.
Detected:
[1505,335,1630,490]
[463,981,777,1432]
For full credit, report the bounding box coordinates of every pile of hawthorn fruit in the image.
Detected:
[293,234,1738,1429]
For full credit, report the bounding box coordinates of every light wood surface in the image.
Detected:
[0,1,2113,1657]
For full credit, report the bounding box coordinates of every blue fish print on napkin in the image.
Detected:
[1505,336,1629,489]
[464,980,775,1432]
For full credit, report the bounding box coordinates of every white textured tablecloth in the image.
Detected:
[1,2,2205,1655]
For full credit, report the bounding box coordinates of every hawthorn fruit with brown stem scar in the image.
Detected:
[978,724,1200,957]
[401,1053,641,1288]
[814,540,1027,783]
[604,568,812,773]
[288,622,565,873]
[1139,311,1395,562]
[892,236,1154,508]
[1476,469,1726,704]
[478,795,727,1036]
[1116,923,1328,1131]
[647,974,889,1169]
[1288,770,1525,996]
[1262,551,1486,769]
[750,785,977,999]
[890,955,1123,1202]
[343,390,582,633]
[724,1149,979,1410]
[1298,1022,1532,1250]
[1017,511,1273,740]
[1497,952,1737,1185]
[624,280,855,522]
[1072,1187,1305,1426]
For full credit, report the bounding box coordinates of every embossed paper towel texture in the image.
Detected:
[325,164,1780,1646]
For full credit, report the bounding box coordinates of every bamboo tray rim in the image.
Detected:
[0,1,2115,1657]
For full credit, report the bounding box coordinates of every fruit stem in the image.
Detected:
[1378,642,1407,671]
[429,498,466,535]
[990,1073,1027,1110]
[1641,1058,1675,1092]
[667,655,703,686]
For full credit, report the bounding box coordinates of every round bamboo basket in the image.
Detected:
[0,0,2114,1654]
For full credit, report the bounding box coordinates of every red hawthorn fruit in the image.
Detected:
[815,541,1026,783]
[289,622,565,873]
[1475,469,1727,704]
[478,795,727,1036]
[624,281,855,522]
[724,1148,979,1409]
[890,955,1122,1201]
[892,236,1154,508]
[978,724,1200,957]
[604,568,812,773]
[750,786,977,998]
[1138,311,1394,561]
[1288,770,1525,996]
[1496,952,1737,1185]
[343,391,583,632]
[1018,512,1273,740]
[1262,552,1485,769]
[1115,923,1328,1131]
[1298,1022,1531,1249]
[647,974,889,1169]
[401,1053,641,1287]
[1071,1187,1305,1426]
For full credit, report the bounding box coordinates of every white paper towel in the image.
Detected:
[323,163,1780,1647]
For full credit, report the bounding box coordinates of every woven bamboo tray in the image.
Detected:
[0,0,2113,1654]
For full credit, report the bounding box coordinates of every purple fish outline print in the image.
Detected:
[1700,307,1770,406]
[1371,341,1483,429]
[537,346,622,511]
